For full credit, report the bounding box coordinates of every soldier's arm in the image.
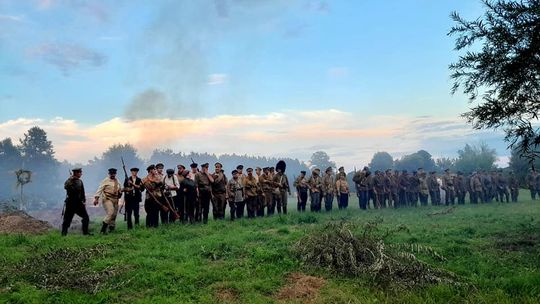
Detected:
[94,179,107,199]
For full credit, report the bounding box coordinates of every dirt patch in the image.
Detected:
[215,287,239,302]
[275,273,326,303]
[495,234,540,252]
[0,210,52,235]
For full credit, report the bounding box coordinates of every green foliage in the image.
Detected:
[454,143,497,173]
[395,150,436,172]
[449,0,540,162]
[369,152,394,172]
[309,151,336,171]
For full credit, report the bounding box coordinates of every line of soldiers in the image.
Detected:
[60,162,526,236]
[351,167,520,209]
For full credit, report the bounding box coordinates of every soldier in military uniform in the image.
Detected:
[336,166,346,180]
[259,167,274,215]
[294,170,309,212]
[398,170,409,208]
[180,168,197,224]
[496,170,510,203]
[176,165,187,222]
[226,170,243,220]
[528,169,538,200]
[244,168,260,218]
[385,169,398,208]
[427,171,440,205]
[322,167,335,211]
[94,168,123,234]
[273,161,291,214]
[454,171,466,205]
[123,167,143,229]
[353,167,369,210]
[469,171,484,204]
[442,169,455,206]
[255,167,265,217]
[142,165,163,228]
[211,162,228,220]
[408,171,420,207]
[308,168,323,212]
[195,163,214,224]
[508,171,519,202]
[335,173,349,209]
[62,168,91,236]
[373,170,385,208]
[418,170,429,206]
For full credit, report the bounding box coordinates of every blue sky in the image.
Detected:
[0,0,507,167]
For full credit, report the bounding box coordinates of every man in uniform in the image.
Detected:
[336,166,346,180]
[62,168,91,236]
[508,171,519,202]
[353,167,369,210]
[408,171,420,207]
[398,170,409,208]
[176,165,187,222]
[469,171,484,204]
[255,167,265,217]
[496,170,510,203]
[294,170,309,212]
[418,170,429,206]
[163,168,180,223]
[260,167,274,215]
[211,162,228,220]
[335,173,350,209]
[181,167,197,224]
[373,170,385,208]
[442,169,455,205]
[322,167,335,211]
[454,171,466,205]
[427,171,440,206]
[273,162,291,214]
[308,168,323,212]
[195,163,214,224]
[94,168,122,234]
[384,169,397,208]
[189,163,200,221]
[142,165,163,227]
[123,167,143,229]
[481,170,493,203]
[527,169,538,200]
[244,168,259,218]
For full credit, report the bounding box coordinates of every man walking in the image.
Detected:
[94,168,122,234]
[61,168,91,236]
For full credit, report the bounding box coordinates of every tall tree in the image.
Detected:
[449,0,540,162]
[0,138,22,199]
[309,151,336,171]
[18,126,56,166]
[394,150,436,172]
[454,143,497,173]
[369,152,394,172]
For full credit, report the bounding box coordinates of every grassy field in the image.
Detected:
[1,192,539,303]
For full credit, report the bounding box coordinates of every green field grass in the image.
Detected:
[1,192,539,303]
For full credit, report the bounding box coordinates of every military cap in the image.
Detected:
[444,169,450,172]
[156,163,164,169]
[246,167,253,172]
[270,167,275,171]
[417,167,423,171]
[190,163,198,168]
[108,168,117,174]
[430,171,436,174]
[130,167,139,172]
[236,165,244,170]
[166,169,175,175]
[385,169,392,173]
[402,170,407,173]
[263,167,269,172]
[457,171,463,175]
[326,167,333,173]
[72,168,82,173]
[146,164,155,171]
[215,162,222,167]
[201,163,209,168]
[338,166,344,171]
[232,170,238,175]
[256,167,261,170]
[363,166,369,170]
[313,168,321,173]
[300,170,306,174]
[177,164,185,170]
[412,171,417,174]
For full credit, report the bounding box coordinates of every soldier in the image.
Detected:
[176,165,187,222]
[307,168,323,211]
[454,171,466,205]
[260,167,274,215]
[427,171,440,206]
[156,163,165,179]
[322,167,335,211]
[527,169,537,200]
[211,162,228,220]
[94,168,122,234]
[294,170,309,212]
[237,165,246,185]
[273,161,291,214]
[398,170,409,208]
[180,169,197,224]
[123,167,143,229]
[469,171,484,204]
[491,171,500,202]
[255,167,265,217]
[335,173,350,209]
[385,169,398,208]
[442,169,455,206]
[508,171,519,202]
[336,166,346,180]
[195,163,214,224]
[164,168,181,223]
[226,170,243,220]
[353,167,370,210]
[142,165,163,228]
[188,163,200,221]
[481,170,493,202]
[373,170,385,208]
[61,168,91,236]
[244,168,259,218]
[496,170,510,203]
[366,170,375,208]
[418,170,429,206]
[408,171,420,207]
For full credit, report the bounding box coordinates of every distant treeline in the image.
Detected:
[0,126,534,209]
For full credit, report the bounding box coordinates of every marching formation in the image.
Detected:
[61,160,531,236]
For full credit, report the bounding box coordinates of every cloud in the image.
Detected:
[207,73,228,85]
[0,110,509,169]
[0,14,25,22]
[27,42,107,75]
[124,89,170,120]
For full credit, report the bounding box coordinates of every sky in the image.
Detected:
[0,0,510,168]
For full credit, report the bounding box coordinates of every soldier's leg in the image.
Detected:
[109,201,119,231]
[61,205,76,236]
[281,191,288,214]
[75,204,91,235]
[228,200,236,220]
[211,195,219,220]
[126,200,134,229]
[324,194,332,211]
[300,192,307,211]
[102,199,115,227]
[202,192,211,224]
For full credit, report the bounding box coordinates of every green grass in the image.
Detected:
[1,192,539,303]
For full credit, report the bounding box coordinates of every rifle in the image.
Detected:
[119,157,129,217]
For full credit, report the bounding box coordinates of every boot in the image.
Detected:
[61,226,68,236]
[109,225,115,233]
[100,222,108,235]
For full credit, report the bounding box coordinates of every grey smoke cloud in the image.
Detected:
[28,42,106,75]
[124,89,171,121]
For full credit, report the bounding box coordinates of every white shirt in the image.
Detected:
[163,174,179,197]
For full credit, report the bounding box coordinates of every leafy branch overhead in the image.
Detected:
[449,0,540,163]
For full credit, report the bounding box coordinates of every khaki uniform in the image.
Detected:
[95,177,122,227]
[244,175,259,218]
[322,173,335,211]
[211,171,228,220]
[442,173,455,205]
[273,173,290,214]
[259,173,274,215]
